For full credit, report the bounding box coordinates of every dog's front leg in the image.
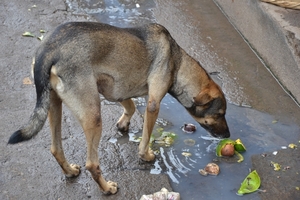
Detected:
[139,95,160,161]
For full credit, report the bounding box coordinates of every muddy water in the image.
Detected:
[67,0,300,199]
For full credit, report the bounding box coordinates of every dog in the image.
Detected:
[8,22,230,194]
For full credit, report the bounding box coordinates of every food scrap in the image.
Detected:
[271,161,281,171]
[154,129,177,147]
[216,138,246,162]
[236,151,244,163]
[181,123,196,133]
[288,143,297,149]
[199,163,220,176]
[237,170,261,195]
[182,152,192,157]
[140,188,180,200]
[37,35,44,41]
[22,31,35,37]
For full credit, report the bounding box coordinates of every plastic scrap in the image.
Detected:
[140,188,180,200]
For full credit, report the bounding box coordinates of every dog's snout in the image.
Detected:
[199,117,230,139]
[221,127,230,138]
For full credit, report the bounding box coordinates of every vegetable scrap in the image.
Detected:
[181,152,192,157]
[237,170,261,195]
[288,143,297,149]
[22,32,35,37]
[155,131,177,147]
[181,123,196,134]
[22,29,46,41]
[199,163,220,176]
[37,35,44,41]
[236,151,244,163]
[216,138,246,162]
[270,161,281,171]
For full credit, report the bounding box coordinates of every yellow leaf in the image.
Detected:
[288,143,297,149]
[22,32,35,37]
[22,77,33,85]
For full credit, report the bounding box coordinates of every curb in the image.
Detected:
[214,0,300,105]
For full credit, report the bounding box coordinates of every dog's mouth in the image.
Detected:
[200,124,230,139]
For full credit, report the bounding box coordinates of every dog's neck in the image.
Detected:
[169,51,211,109]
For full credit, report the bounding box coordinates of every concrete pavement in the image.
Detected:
[214,0,300,105]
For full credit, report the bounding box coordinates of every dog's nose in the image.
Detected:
[222,129,230,138]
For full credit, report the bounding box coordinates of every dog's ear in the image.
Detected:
[193,89,213,106]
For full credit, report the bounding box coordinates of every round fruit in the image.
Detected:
[182,123,196,133]
[221,144,235,156]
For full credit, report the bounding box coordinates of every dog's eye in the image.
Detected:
[204,120,208,124]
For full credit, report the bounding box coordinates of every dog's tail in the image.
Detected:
[8,53,53,144]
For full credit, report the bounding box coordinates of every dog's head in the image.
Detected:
[187,82,230,138]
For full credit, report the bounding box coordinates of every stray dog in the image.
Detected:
[8,22,230,194]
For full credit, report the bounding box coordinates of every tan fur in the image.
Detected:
[9,22,230,195]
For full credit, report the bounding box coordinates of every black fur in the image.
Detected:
[8,130,27,144]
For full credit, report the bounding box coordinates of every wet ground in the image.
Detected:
[1,0,300,199]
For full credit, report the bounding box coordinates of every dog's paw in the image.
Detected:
[116,120,130,133]
[102,181,118,195]
[139,148,155,162]
[65,164,81,177]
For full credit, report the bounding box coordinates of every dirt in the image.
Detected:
[0,0,171,199]
[252,148,300,199]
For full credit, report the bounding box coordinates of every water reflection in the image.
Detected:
[66,0,155,27]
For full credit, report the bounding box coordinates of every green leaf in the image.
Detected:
[237,170,261,195]
[22,31,35,37]
[37,35,44,41]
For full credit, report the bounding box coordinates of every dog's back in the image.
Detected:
[37,22,180,101]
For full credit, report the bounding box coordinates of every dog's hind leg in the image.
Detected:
[116,99,136,132]
[50,68,117,194]
[65,90,117,194]
[68,85,118,194]
[79,95,118,194]
[49,90,81,177]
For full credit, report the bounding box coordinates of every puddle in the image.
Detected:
[106,93,299,199]
[66,0,155,27]
[141,94,299,199]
